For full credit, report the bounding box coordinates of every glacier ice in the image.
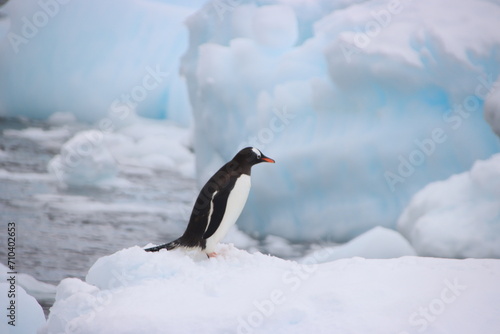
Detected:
[0,0,203,125]
[182,0,500,242]
[398,153,500,258]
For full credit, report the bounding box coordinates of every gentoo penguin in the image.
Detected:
[145,147,275,257]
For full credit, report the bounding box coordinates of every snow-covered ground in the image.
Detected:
[39,245,500,334]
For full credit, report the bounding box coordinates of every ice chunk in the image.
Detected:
[0,283,46,334]
[398,154,500,258]
[48,130,119,187]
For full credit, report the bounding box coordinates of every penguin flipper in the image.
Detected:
[203,177,237,239]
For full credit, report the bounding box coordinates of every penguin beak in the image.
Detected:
[261,156,275,163]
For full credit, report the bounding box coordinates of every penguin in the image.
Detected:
[145,147,275,257]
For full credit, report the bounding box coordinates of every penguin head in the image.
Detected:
[235,147,275,166]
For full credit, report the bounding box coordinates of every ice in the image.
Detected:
[301,226,416,263]
[0,281,46,334]
[47,115,194,187]
[398,153,500,258]
[182,0,500,242]
[252,5,298,49]
[48,130,119,187]
[4,126,74,151]
[0,0,203,125]
[0,262,56,303]
[42,245,500,334]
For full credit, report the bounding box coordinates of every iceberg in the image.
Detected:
[0,0,204,125]
[42,245,500,334]
[182,0,500,242]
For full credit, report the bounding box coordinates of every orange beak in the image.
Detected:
[262,157,275,163]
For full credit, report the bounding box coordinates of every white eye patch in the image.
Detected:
[251,147,261,159]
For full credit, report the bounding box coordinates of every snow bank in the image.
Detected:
[398,154,500,258]
[183,0,500,242]
[43,245,500,334]
[301,226,416,263]
[0,0,203,125]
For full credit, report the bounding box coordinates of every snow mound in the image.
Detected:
[43,245,500,334]
[0,282,45,334]
[398,153,500,258]
[183,0,500,242]
[301,226,416,263]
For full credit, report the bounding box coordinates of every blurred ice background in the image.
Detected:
[1,0,500,318]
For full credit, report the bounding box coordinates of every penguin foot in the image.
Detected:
[207,252,218,258]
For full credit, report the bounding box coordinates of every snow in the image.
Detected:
[398,153,500,258]
[42,245,500,334]
[301,226,416,263]
[182,0,500,242]
[0,263,47,334]
[0,262,56,303]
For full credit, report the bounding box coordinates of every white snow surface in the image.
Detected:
[183,0,500,242]
[0,282,46,334]
[42,245,500,334]
[398,153,500,258]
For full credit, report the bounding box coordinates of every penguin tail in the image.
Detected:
[144,239,182,252]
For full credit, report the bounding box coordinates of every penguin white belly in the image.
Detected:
[205,175,251,253]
